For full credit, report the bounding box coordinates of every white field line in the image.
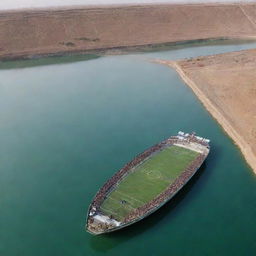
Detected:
[100,206,118,216]
[106,195,137,211]
[101,197,134,217]
[114,190,145,205]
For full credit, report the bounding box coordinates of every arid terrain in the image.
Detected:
[1,3,256,59]
[158,49,256,173]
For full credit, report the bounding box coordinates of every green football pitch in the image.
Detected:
[100,145,199,221]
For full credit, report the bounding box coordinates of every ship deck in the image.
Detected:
[99,145,199,221]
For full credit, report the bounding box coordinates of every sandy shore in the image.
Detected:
[157,49,256,173]
[1,3,256,60]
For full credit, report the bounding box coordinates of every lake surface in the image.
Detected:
[0,41,256,256]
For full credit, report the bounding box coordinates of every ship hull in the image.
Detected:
[87,155,206,235]
[86,132,210,235]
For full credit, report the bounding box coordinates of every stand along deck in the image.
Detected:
[86,132,210,234]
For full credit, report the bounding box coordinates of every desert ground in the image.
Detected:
[158,49,256,173]
[1,3,256,59]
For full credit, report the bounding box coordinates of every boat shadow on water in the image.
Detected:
[89,143,220,253]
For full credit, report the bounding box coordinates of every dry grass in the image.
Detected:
[1,3,256,59]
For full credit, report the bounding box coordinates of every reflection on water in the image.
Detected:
[0,54,100,70]
[2,39,256,70]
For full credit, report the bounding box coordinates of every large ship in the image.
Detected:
[86,132,210,235]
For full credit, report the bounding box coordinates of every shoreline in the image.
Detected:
[156,58,256,174]
[1,37,256,62]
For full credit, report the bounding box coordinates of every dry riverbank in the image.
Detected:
[1,3,256,60]
[157,49,256,173]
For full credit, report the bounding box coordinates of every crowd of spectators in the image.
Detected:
[90,138,175,209]
[90,135,208,223]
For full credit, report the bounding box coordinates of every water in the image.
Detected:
[0,0,255,11]
[0,41,256,256]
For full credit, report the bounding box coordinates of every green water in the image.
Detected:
[0,41,256,256]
